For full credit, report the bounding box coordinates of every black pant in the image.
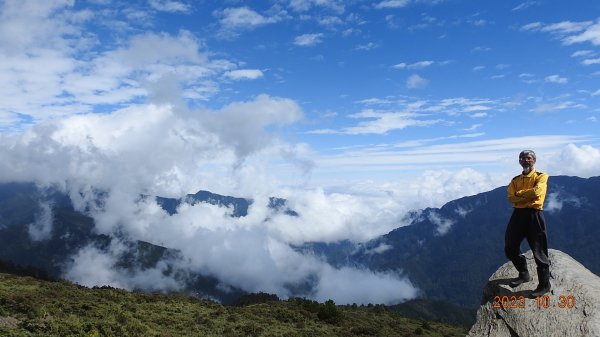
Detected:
[504,208,550,271]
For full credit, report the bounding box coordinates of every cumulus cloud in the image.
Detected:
[294,33,324,46]
[355,42,379,51]
[224,69,264,80]
[582,58,600,65]
[61,182,419,303]
[28,201,54,241]
[546,144,600,178]
[0,2,234,126]
[375,0,410,9]
[287,0,345,14]
[0,95,303,194]
[563,21,600,46]
[428,211,455,235]
[216,7,284,31]
[149,0,191,13]
[545,191,583,213]
[545,74,568,84]
[314,267,416,304]
[571,50,595,58]
[0,94,422,304]
[406,74,428,89]
[0,3,423,305]
[64,242,183,291]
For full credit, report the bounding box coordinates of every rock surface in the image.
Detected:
[467,249,600,337]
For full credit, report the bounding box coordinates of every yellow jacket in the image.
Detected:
[507,169,548,210]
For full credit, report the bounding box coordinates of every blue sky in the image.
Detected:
[3,0,599,191]
[1,0,600,303]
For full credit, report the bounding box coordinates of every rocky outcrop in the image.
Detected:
[467,249,600,337]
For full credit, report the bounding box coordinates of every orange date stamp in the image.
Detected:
[493,295,575,309]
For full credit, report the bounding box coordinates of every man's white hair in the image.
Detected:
[519,150,536,160]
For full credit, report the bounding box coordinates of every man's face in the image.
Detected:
[519,154,535,169]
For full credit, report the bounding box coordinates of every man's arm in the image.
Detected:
[507,179,526,204]
[518,173,548,201]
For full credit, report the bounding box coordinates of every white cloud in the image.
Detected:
[472,46,491,52]
[60,165,421,304]
[546,144,600,178]
[294,33,324,46]
[462,123,482,132]
[393,60,434,70]
[522,20,592,35]
[307,109,442,135]
[355,42,379,51]
[531,101,585,113]
[28,201,54,241]
[64,243,183,291]
[364,243,393,255]
[325,168,502,215]
[375,0,410,9]
[148,0,191,13]
[512,1,540,11]
[342,109,441,135]
[406,74,428,89]
[563,21,600,46]
[0,94,303,195]
[318,15,343,27]
[522,19,600,46]
[571,50,595,58]
[0,5,235,127]
[215,6,286,37]
[314,135,591,179]
[582,58,600,65]
[545,191,583,213]
[471,19,487,27]
[473,65,485,71]
[545,74,568,84]
[288,0,345,14]
[357,98,394,105]
[428,210,455,235]
[224,69,264,80]
[0,92,423,304]
[314,267,416,304]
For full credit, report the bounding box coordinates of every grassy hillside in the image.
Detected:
[0,272,468,337]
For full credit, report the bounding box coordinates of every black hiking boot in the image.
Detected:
[530,268,551,297]
[509,271,532,288]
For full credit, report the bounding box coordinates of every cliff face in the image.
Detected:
[467,249,600,337]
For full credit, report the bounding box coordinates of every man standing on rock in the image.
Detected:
[505,149,551,297]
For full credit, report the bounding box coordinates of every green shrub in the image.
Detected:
[317,300,342,324]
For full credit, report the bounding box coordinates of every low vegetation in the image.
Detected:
[0,272,468,337]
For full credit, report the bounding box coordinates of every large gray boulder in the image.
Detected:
[467,249,600,337]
